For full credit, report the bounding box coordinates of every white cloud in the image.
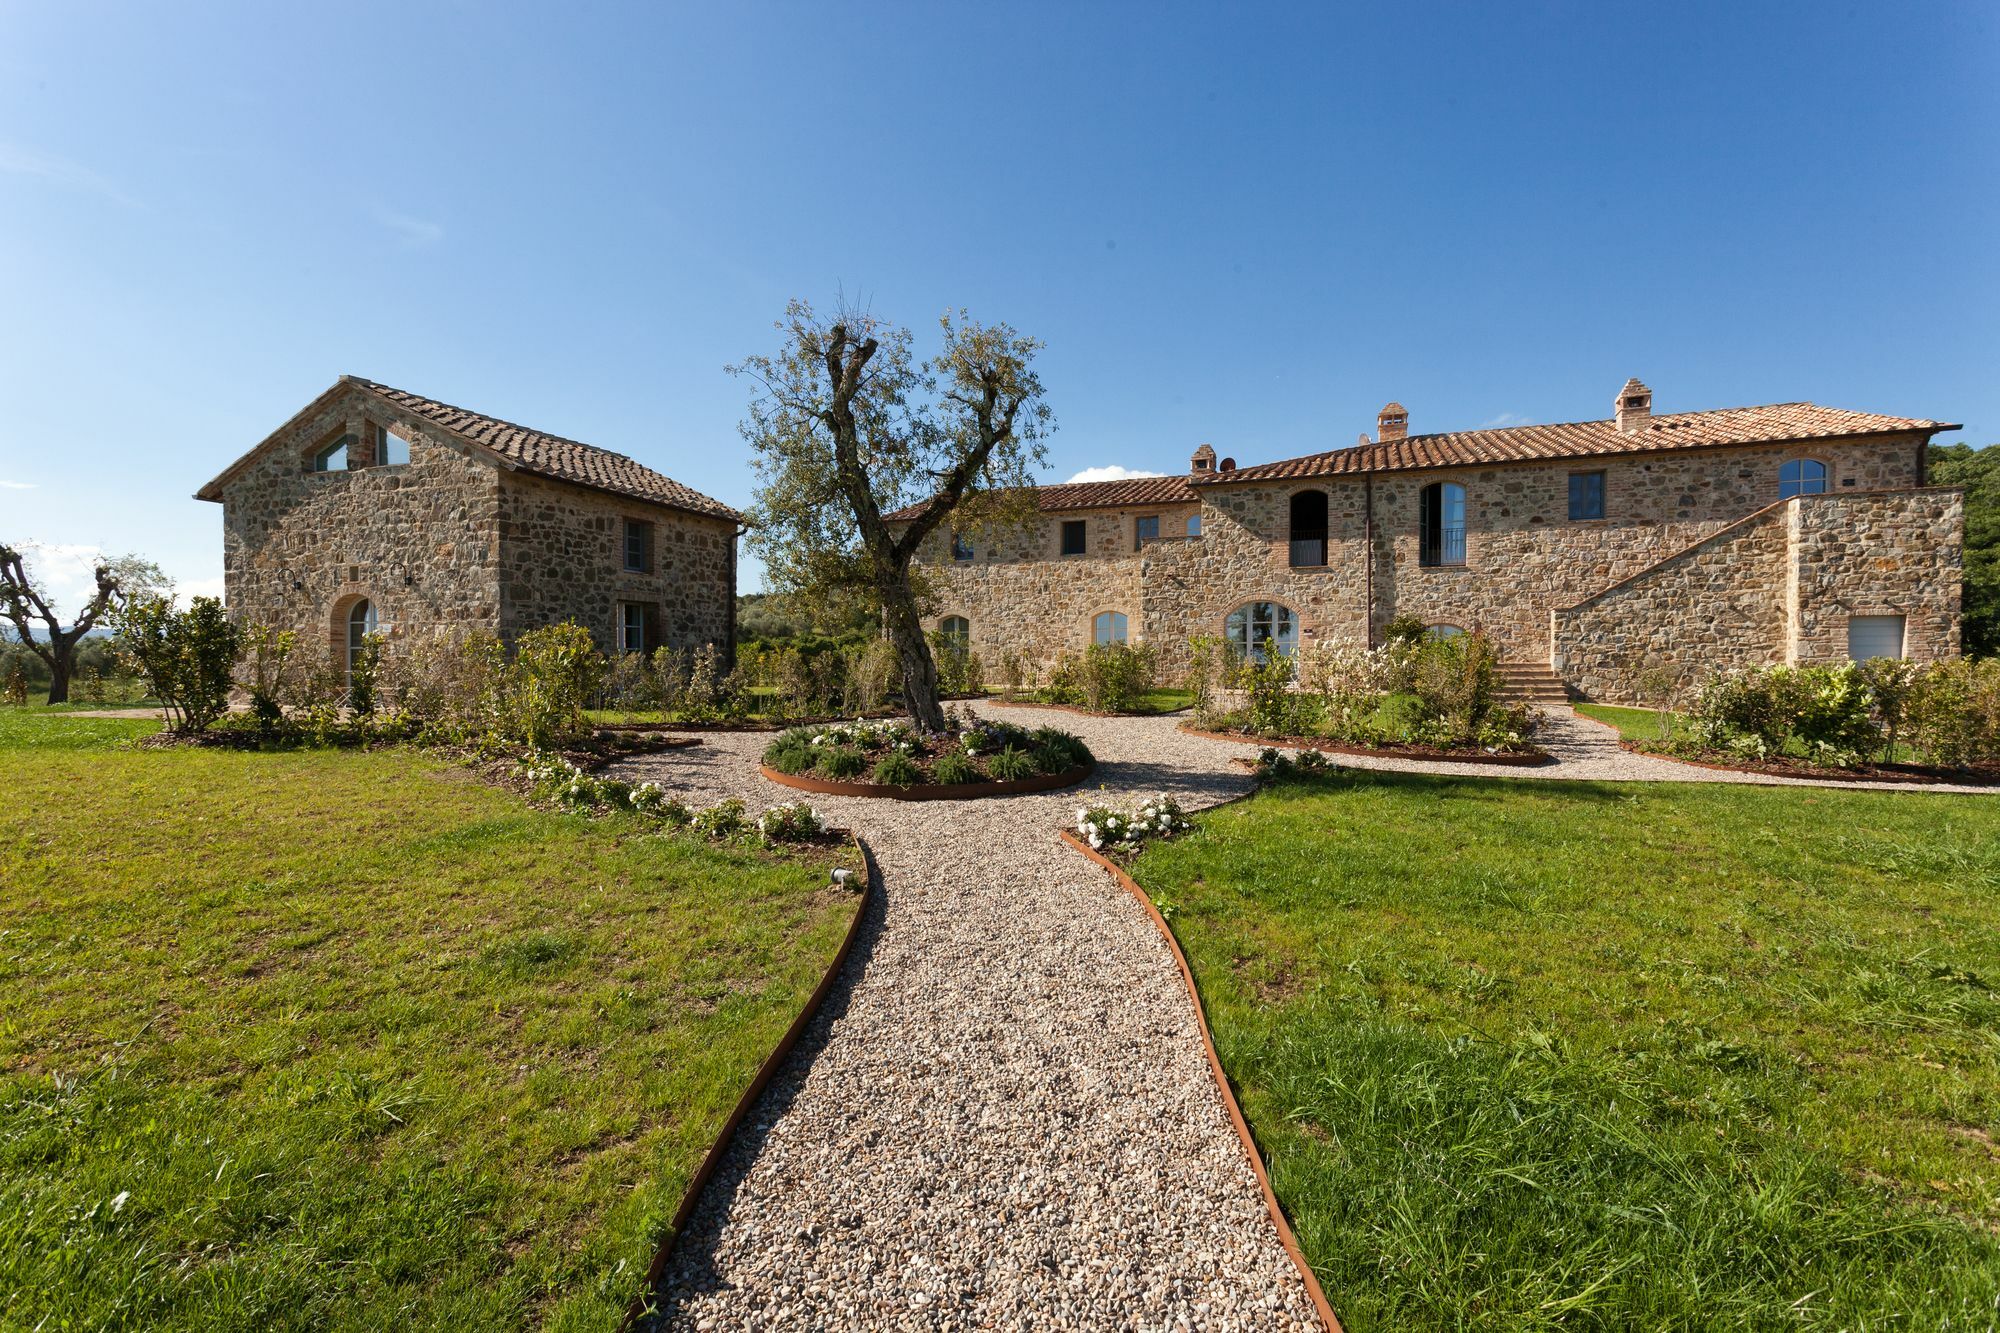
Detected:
[1477,412,1531,430]
[0,480,34,490]
[12,543,106,613]
[1064,464,1167,485]
[374,206,444,248]
[0,143,134,206]
[176,577,226,605]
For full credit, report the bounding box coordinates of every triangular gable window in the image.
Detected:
[312,434,354,472]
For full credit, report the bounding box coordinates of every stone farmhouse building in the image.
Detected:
[197,376,741,676]
[895,380,1964,702]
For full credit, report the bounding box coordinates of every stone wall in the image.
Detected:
[1552,488,1963,701]
[215,380,739,671]
[914,504,1192,669]
[498,472,737,655]
[1550,503,1793,702]
[216,384,505,668]
[1787,488,1962,666]
[908,433,1931,682]
[1357,434,1923,660]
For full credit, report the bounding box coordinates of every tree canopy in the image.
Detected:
[1931,441,1999,657]
[734,301,1051,729]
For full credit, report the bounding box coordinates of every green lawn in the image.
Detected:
[1576,701,1678,742]
[0,710,859,1330]
[1129,769,2000,1330]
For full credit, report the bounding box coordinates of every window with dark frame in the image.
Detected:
[623,518,654,573]
[1060,519,1087,556]
[1568,471,1605,521]
[1419,482,1467,567]
[312,434,353,472]
[951,531,974,561]
[619,602,650,655]
[374,424,412,466]
[1187,513,1202,537]
[1288,490,1329,567]
[1779,458,1828,499]
[1133,515,1160,550]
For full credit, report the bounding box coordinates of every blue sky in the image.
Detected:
[1,0,1993,606]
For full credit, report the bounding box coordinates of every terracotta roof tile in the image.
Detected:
[1199,402,1955,486]
[350,377,742,521]
[884,473,1197,522]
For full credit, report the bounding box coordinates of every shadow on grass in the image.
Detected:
[638,846,890,1326]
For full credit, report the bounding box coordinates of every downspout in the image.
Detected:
[1363,474,1375,647]
[727,523,743,668]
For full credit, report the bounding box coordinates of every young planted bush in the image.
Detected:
[115,594,242,734]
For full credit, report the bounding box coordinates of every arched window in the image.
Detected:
[1779,458,1827,499]
[346,599,378,681]
[1425,623,1465,640]
[939,615,970,646]
[1093,611,1128,645]
[1289,490,1328,567]
[1420,482,1466,567]
[1225,602,1297,662]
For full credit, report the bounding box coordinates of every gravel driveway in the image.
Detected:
[616,706,1324,1331]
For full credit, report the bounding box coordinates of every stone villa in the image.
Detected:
[895,380,1964,702]
[196,376,741,674]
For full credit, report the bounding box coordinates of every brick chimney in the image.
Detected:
[1190,443,1216,476]
[1615,378,1652,433]
[1376,402,1408,442]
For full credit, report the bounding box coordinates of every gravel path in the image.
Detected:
[613,701,1989,1330]
[616,706,1324,1331]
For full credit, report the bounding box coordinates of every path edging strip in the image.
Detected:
[619,832,879,1331]
[1058,828,1344,1333]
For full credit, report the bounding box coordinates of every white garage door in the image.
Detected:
[1847,614,1906,661]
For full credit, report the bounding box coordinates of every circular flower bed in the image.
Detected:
[760,716,1094,799]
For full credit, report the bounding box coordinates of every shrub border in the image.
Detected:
[1058,828,1343,1333]
[758,760,1095,801]
[619,832,877,1331]
[1569,711,2000,788]
[1179,722,1552,767]
[988,696,1190,719]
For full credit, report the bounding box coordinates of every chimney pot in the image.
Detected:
[1376,402,1408,442]
[1189,443,1216,475]
[1615,377,1652,433]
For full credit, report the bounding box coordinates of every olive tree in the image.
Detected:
[0,543,164,703]
[733,301,1051,732]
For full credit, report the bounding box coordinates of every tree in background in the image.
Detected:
[734,301,1051,731]
[0,543,165,703]
[1930,442,1999,657]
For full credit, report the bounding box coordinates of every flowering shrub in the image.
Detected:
[1075,794,1194,851]
[1196,629,1536,753]
[763,715,1091,788]
[692,798,749,839]
[1673,659,2000,770]
[756,801,825,844]
[1044,641,1159,713]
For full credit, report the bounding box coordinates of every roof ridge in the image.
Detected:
[346,375,643,465]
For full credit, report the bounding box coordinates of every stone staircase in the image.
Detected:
[1496,661,1572,707]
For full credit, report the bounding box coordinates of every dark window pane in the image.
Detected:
[1061,520,1087,555]
[1569,472,1605,520]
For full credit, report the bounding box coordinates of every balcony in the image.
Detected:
[1420,526,1467,568]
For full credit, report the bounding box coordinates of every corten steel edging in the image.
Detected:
[1179,722,1553,767]
[618,832,877,1332]
[1058,828,1343,1333]
[758,761,1094,801]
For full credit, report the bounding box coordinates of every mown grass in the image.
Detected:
[1576,701,1677,742]
[1129,768,2000,1329]
[0,710,858,1330]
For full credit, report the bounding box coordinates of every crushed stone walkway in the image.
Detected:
[616,706,1323,1331]
[612,702,1991,1331]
